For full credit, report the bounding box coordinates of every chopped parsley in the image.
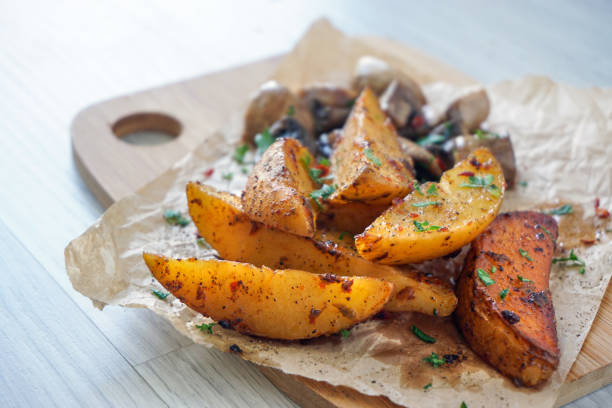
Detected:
[309,184,336,209]
[338,231,352,241]
[152,289,169,299]
[413,220,442,232]
[319,158,330,167]
[499,288,509,300]
[364,147,382,167]
[195,322,216,334]
[412,201,441,208]
[411,325,436,343]
[340,329,351,338]
[232,144,249,164]
[424,383,432,390]
[426,184,438,196]
[491,266,497,274]
[477,268,495,286]
[164,210,190,226]
[518,248,533,261]
[221,172,234,181]
[241,167,249,175]
[417,133,446,146]
[423,352,445,367]
[287,105,295,117]
[461,402,468,408]
[254,128,275,154]
[519,181,528,188]
[459,174,501,197]
[517,275,532,283]
[537,224,555,241]
[553,249,586,274]
[414,181,424,195]
[196,237,208,248]
[433,308,437,316]
[545,204,573,215]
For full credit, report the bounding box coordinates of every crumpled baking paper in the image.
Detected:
[65,20,612,408]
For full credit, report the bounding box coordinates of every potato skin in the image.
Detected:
[187,182,457,316]
[455,211,560,387]
[356,148,504,264]
[144,254,391,340]
[242,138,318,237]
[329,87,414,205]
[317,201,389,234]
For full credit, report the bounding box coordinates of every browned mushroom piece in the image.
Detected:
[397,137,442,180]
[298,85,357,134]
[351,56,426,104]
[445,89,490,133]
[242,81,314,145]
[380,79,425,129]
[268,116,318,155]
[316,128,343,158]
[451,133,517,188]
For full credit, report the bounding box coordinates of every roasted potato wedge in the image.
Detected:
[356,148,505,264]
[144,253,391,340]
[329,87,414,205]
[242,138,318,237]
[187,182,457,315]
[317,201,389,234]
[455,211,560,386]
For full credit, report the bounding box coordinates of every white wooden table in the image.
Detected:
[1,0,611,406]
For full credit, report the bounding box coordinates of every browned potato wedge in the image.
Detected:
[455,211,560,386]
[329,87,414,205]
[242,138,318,237]
[187,182,457,315]
[317,201,389,234]
[144,253,391,340]
[356,148,504,264]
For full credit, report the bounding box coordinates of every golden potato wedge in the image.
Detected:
[455,211,560,386]
[144,253,391,340]
[356,148,505,264]
[242,138,319,237]
[187,182,457,315]
[317,201,389,234]
[329,87,414,205]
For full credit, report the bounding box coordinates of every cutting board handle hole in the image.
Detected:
[112,112,182,146]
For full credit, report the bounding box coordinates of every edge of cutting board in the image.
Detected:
[71,52,612,407]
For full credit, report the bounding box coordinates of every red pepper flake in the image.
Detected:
[409,212,419,218]
[203,168,214,178]
[439,227,449,232]
[595,198,610,219]
[459,171,475,177]
[229,280,243,292]
[392,197,404,206]
[435,157,446,171]
[411,114,425,128]
[313,163,330,177]
[397,225,404,232]
[341,279,354,293]
[581,238,595,245]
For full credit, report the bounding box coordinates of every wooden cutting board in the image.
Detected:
[71,41,612,407]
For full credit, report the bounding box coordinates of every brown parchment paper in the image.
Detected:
[65,20,612,408]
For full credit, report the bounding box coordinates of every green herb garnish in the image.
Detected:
[417,133,446,146]
[340,329,351,338]
[461,402,468,408]
[241,167,249,174]
[196,237,208,248]
[287,105,295,117]
[152,289,169,299]
[423,352,445,367]
[546,204,573,215]
[412,201,441,208]
[553,249,586,274]
[424,383,432,390]
[519,181,528,188]
[309,184,336,209]
[426,184,438,196]
[413,220,442,232]
[499,288,509,300]
[195,322,216,334]
[221,172,233,181]
[517,275,532,283]
[232,144,249,164]
[518,248,533,261]
[319,158,330,167]
[254,128,275,154]
[460,174,500,197]
[491,266,497,274]
[537,224,555,241]
[414,181,424,195]
[477,268,495,286]
[433,308,437,316]
[411,325,436,343]
[364,147,382,167]
[164,210,190,226]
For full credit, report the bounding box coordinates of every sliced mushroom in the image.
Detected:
[397,137,442,180]
[445,89,490,133]
[351,56,426,105]
[380,79,424,129]
[317,129,343,158]
[268,116,317,155]
[242,81,314,145]
[299,85,356,134]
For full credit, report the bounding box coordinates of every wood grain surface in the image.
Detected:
[70,25,612,408]
[2,1,611,407]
